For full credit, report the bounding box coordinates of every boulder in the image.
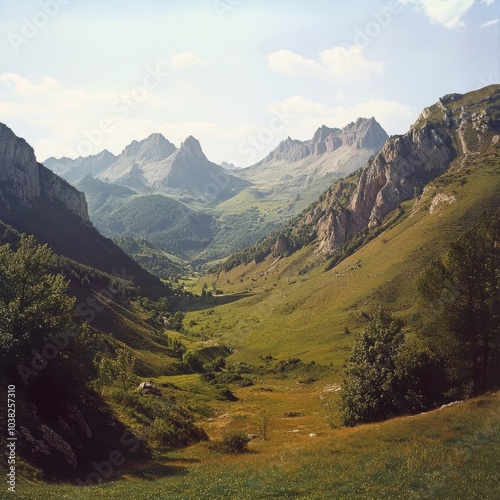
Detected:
[137,381,162,396]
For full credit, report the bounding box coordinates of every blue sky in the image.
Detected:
[0,0,498,166]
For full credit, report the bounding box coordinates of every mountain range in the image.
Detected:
[44,118,387,266]
[238,117,388,199]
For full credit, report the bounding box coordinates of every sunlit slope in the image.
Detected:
[17,391,500,499]
[191,148,499,365]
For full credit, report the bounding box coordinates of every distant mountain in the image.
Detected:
[42,119,388,267]
[0,123,166,296]
[96,134,249,202]
[44,149,117,184]
[221,161,239,171]
[46,134,250,204]
[235,118,388,200]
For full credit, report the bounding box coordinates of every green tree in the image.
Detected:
[0,235,75,358]
[418,210,500,395]
[115,348,137,390]
[211,356,226,372]
[182,351,203,372]
[340,308,405,426]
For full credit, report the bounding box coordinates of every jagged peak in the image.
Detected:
[47,149,116,164]
[180,136,204,157]
[312,125,339,143]
[122,133,176,161]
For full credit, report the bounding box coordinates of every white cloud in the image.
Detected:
[268,45,384,83]
[481,18,499,27]
[0,74,59,97]
[399,0,475,29]
[0,73,169,160]
[270,95,414,138]
[171,52,205,68]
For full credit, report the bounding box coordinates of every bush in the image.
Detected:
[221,429,250,453]
[148,418,175,445]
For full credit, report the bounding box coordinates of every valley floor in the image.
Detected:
[14,388,500,499]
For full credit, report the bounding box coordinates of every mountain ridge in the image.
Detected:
[215,84,500,272]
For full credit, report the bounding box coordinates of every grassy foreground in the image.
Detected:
[14,391,500,499]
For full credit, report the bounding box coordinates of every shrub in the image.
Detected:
[221,429,250,453]
[148,418,175,446]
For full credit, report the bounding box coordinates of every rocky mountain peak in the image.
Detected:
[306,85,500,255]
[253,118,388,166]
[122,133,176,162]
[177,136,206,163]
[340,117,388,150]
[312,125,339,143]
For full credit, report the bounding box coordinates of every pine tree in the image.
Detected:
[418,210,500,395]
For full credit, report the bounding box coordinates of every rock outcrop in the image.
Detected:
[235,118,388,206]
[0,124,89,221]
[244,118,387,171]
[304,85,500,254]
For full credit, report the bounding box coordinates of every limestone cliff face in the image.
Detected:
[306,85,500,254]
[0,124,41,203]
[0,124,89,222]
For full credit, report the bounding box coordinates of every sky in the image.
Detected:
[0,0,498,167]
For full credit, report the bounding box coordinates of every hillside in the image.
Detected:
[217,85,500,273]
[196,85,500,364]
[76,176,217,259]
[0,124,166,297]
[15,391,500,498]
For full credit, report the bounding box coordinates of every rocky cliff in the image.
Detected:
[308,85,500,254]
[0,124,89,222]
[219,85,500,271]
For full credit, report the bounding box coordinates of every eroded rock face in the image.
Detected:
[254,118,388,164]
[0,124,41,204]
[307,86,500,254]
[0,123,89,222]
[351,123,455,228]
[39,424,78,470]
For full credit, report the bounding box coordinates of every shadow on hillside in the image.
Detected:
[119,460,192,481]
[180,292,252,312]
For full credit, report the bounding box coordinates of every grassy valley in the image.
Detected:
[1,86,499,499]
